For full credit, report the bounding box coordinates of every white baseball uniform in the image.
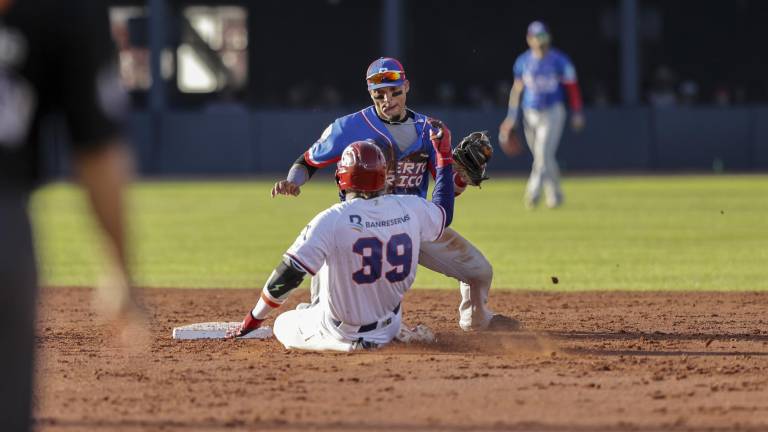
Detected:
[300,107,495,331]
[273,194,446,352]
[309,226,494,332]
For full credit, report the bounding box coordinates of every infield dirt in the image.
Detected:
[34,288,768,431]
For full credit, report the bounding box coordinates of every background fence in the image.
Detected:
[97,106,766,175]
[44,0,768,177]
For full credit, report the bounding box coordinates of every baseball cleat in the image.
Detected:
[352,339,380,350]
[524,195,539,210]
[546,196,563,209]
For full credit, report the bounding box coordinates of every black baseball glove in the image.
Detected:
[453,131,493,187]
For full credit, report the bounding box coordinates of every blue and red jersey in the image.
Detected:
[513,48,581,111]
[304,106,444,199]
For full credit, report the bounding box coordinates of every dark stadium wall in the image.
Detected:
[117,107,767,176]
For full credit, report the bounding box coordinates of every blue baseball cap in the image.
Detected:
[527,21,550,37]
[366,57,407,90]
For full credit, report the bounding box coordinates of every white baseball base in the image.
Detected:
[172,322,273,340]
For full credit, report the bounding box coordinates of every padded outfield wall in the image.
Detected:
[119,106,768,176]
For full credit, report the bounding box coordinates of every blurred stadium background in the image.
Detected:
[40,0,768,176]
[33,0,768,289]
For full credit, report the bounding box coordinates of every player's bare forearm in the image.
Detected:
[507,80,524,111]
[272,153,321,197]
[287,163,310,185]
[74,141,132,277]
[501,80,525,139]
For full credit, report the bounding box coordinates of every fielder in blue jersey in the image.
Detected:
[303,104,436,199]
[271,57,518,332]
[499,21,585,209]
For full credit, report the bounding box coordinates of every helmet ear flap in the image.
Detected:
[335,173,347,198]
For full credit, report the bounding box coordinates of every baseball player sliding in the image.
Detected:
[499,21,585,209]
[228,141,453,350]
[271,57,517,331]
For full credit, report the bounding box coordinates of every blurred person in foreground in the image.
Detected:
[499,21,585,209]
[1,1,140,430]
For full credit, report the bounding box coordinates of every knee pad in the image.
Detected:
[470,258,493,285]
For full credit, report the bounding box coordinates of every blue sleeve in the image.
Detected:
[304,119,347,168]
[559,53,578,83]
[431,165,455,227]
[513,54,525,80]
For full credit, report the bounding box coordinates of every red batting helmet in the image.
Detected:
[336,140,387,193]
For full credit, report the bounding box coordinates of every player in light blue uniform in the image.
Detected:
[499,21,585,209]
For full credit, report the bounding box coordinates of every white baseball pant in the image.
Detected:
[309,227,494,331]
[418,227,494,330]
[523,102,566,207]
[274,298,402,352]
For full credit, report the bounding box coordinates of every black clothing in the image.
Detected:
[0,193,37,431]
[1,2,124,431]
[1,0,122,191]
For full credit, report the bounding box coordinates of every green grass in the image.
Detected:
[30,175,768,290]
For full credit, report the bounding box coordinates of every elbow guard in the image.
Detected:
[265,256,307,299]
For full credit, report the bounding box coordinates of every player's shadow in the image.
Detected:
[548,330,768,357]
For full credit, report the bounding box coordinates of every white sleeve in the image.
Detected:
[406,196,446,242]
[284,209,336,275]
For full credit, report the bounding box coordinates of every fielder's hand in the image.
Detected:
[498,117,516,143]
[427,119,453,168]
[498,118,523,158]
[271,180,301,197]
[226,312,264,338]
[571,112,585,132]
